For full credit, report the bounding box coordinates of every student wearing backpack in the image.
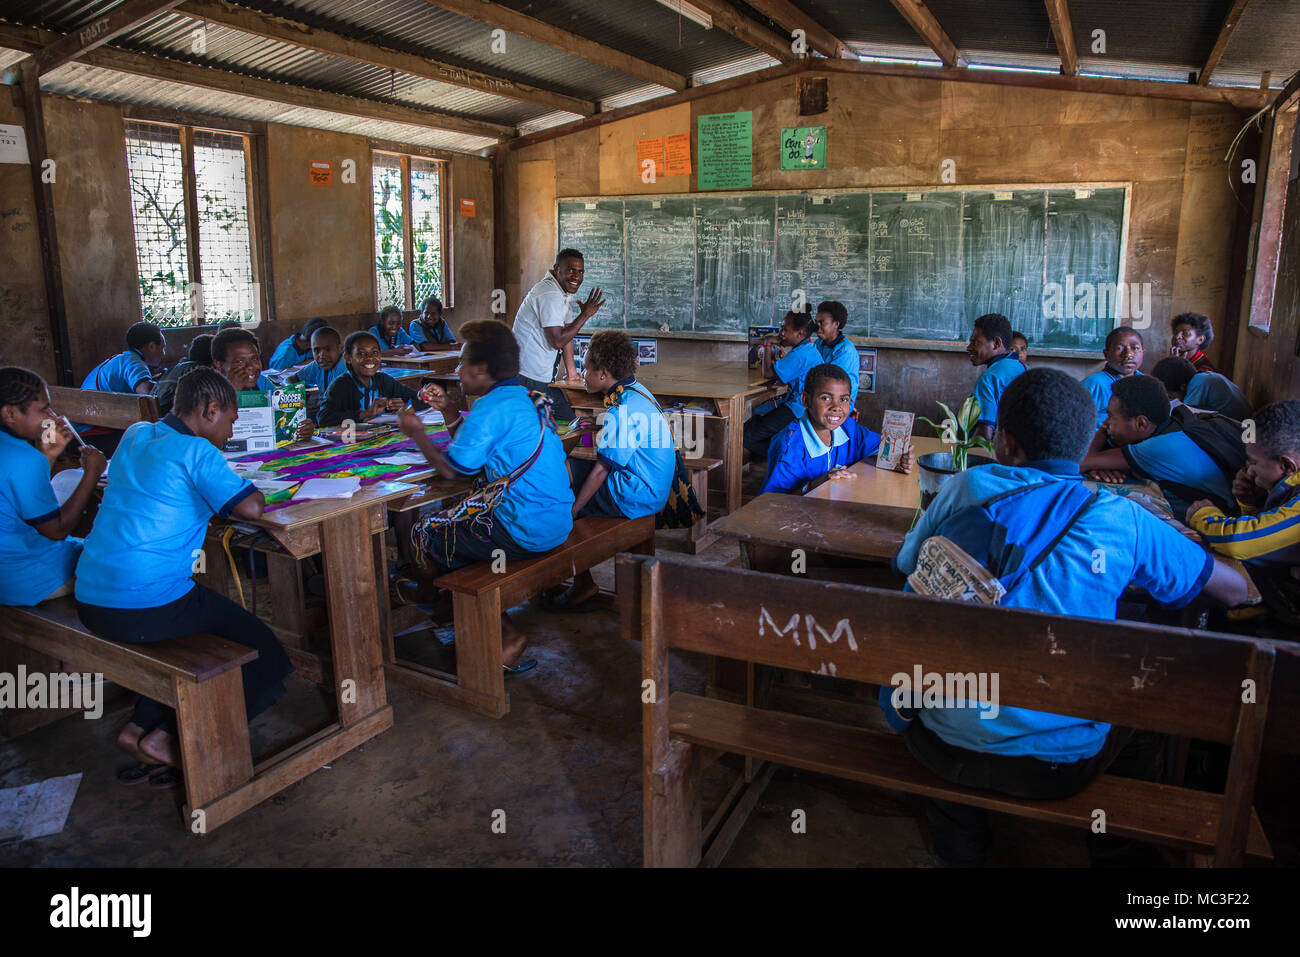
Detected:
[890,368,1249,866]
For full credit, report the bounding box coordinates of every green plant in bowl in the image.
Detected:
[917,397,995,472]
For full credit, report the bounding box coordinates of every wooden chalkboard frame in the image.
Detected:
[556,181,1132,358]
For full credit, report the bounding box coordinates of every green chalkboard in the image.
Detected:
[556,185,1128,348]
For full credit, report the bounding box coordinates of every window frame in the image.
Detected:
[123,110,270,331]
[369,145,453,312]
[1247,88,1299,336]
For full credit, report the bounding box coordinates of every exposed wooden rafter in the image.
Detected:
[683,0,797,63]
[0,22,515,140]
[1199,0,1252,86]
[32,0,186,76]
[886,0,961,67]
[419,0,688,91]
[1044,0,1079,77]
[744,0,856,59]
[177,0,595,116]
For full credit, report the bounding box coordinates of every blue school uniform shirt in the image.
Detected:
[1184,372,1250,420]
[970,351,1026,429]
[369,324,416,349]
[761,415,881,495]
[408,318,457,346]
[815,335,860,407]
[1122,428,1235,517]
[1082,366,1142,429]
[773,338,823,419]
[0,426,82,606]
[75,414,256,609]
[443,378,573,551]
[80,349,153,393]
[292,360,346,394]
[893,459,1213,762]
[596,380,677,519]
[268,335,309,371]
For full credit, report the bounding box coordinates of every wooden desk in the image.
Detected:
[713,493,916,564]
[383,351,459,372]
[552,359,784,515]
[804,436,942,507]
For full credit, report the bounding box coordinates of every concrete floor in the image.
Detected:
[2,514,1296,867]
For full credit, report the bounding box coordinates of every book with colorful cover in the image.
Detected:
[878,410,914,472]
[224,385,307,453]
[748,326,778,370]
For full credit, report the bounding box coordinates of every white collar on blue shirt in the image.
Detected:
[798,414,848,458]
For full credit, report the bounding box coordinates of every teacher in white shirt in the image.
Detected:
[512,247,605,420]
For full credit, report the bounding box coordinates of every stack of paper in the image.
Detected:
[294,477,361,500]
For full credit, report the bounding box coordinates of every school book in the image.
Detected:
[878,410,914,472]
[748,325,779,370]
[224,385,307,453]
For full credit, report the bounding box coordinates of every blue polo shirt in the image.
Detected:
[408,318,457,346]
[1184,372,1250,420]
[761,415,882,495]
[0,426,83,606]
[443,378,573,552]
[971,351,1026,429]
[815,335,861,407]
[1083,366,1142,429]
[292,360,346,394]
[894,459,1213,761]
[253,373,277,392]
[80,349,153,393]
[75,414,257,609]
[268,335,309,371]
[773,338,824,419]
[1122,429,1235,517]
[370,324,416,349]
[596,380,677,519]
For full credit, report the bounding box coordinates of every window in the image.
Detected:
[371,150,448,311]
[124,120,258,327]
[1248,95,1298,334]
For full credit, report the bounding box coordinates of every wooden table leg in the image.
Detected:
[266,552,307,650]
[724,394,745,514]
[319,510,388,726]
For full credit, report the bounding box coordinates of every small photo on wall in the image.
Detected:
[572,335,590,375]
[857,347,877,393]
[781,126,827,170]
[634,338,658,364]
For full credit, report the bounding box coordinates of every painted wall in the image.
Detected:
[503,70,1252,429]
[0,96,51,380]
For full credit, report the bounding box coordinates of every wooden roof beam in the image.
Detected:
[743,0,856,59]
[420,0,688,91]
[886,0,961,68]
[32,0,187,76]
[684,0,797,63]
[177,0,595,116]
[0,22,514,140]
[1199,0,1252,86]
[1044,0,1079,77]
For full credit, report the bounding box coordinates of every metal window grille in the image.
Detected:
[373,152,406,311]
[125,121,190,326]
[411,158,442,307]
[193,130,255,324]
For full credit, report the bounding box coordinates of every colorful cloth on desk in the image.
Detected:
[225,424,453,511]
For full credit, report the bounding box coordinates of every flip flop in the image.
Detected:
[117,763,165,786]
[503,659,538,677]
[148,767,183,790]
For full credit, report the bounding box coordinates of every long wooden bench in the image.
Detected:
[399,515,655,718]
[618,553,1289,868]
[49,385,159,430]
[0,597,391,834]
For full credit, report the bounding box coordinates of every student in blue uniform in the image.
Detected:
[965,312,1025,439]
[761,364,911,495]
[318,330,428,427]
[1080,374,1244,516]
[74,368,293,784]
[1081,326,1144,429]
[370,305,416,355]
[1011,331,1029,365]
[213,327,314,442]
[891,367,1249,866]
[0,367,106,606]
[81,321,166,395]
[547,330,677,609]
[267,317,327,371]
[743,307,822,461]
[291,326,347,396]
[154,333,214,417]
[398,319,574,672]
[408,296,457,347]
[813,301,860,410]
[1151,356,1251,420]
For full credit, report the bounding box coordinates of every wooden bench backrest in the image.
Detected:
[618,554,1273,747]
[49,385,159,430]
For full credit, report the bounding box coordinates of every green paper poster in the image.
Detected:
[697,111,752,190]
[781,126,826,169]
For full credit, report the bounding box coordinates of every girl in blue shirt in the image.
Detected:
[268,316,327,371]
[408,296,458,347]
[75,368,293,785]
[0,368,106,606]
[813,300,861,409]
[743,307,822,461]
[370,305,417,356]
[398,320,574,674]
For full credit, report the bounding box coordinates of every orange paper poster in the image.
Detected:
[664,133,691,176]
[636,136,664,177]
[308,161,333,186]
[460,198,476,217]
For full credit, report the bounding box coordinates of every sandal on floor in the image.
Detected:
[148,767,183,790]
[503,659,538,677]
[117,763,164,786]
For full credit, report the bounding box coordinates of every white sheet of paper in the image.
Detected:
[374,452,429,466]
[251,479,297,494]
[294,477,361,500]
[0,773,82,843]
[50,469,84,505]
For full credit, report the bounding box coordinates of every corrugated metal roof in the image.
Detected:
[1065,0,1233,69]
[1218,0,1300,78]
[924,0,1056,57]
[793,0,933,47]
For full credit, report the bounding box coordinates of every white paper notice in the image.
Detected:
[0,125,30,165]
